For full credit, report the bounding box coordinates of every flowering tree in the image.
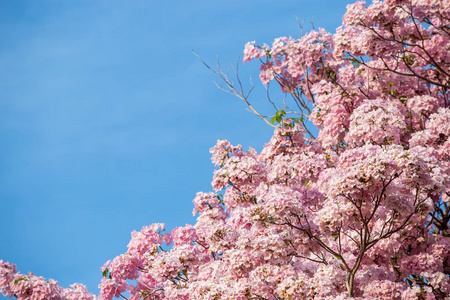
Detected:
[2,0,450,299]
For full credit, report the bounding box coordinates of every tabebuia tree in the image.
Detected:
[2,0,450,299]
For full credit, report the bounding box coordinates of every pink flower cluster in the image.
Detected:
[0,260,96,300]
[89,113,448,298]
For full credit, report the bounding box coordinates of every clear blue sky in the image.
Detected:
[0,0,354,297]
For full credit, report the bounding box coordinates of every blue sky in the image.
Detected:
[0,0,354,297]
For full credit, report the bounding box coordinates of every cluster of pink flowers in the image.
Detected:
[1,0,450,299]
[0,260,96,300]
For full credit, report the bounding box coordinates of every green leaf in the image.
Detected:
[102,269,109,278]
[270,110,286,124]
[328,70,336,81]
[276,110,286,117]
[351,58,360,68]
